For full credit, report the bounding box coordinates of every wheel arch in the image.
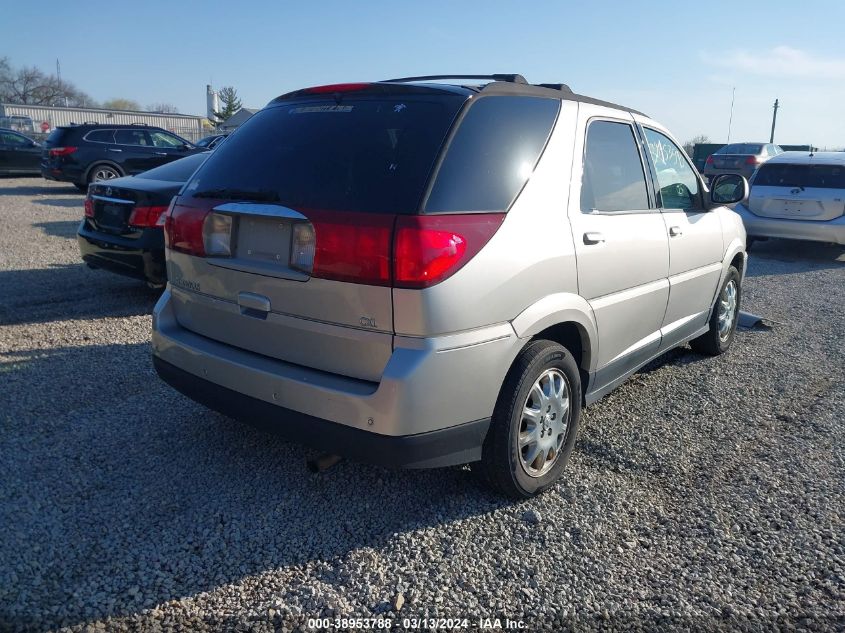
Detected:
[510,293,598,374]
[84,160,124,183]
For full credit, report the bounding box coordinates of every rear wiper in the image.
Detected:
[193,188,280,202]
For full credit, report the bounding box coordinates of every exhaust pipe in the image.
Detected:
[306,453,343,473]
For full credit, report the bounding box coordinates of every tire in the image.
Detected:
[87,163,121,183]
[73,183,88,193]
[475,340,582,499]
[690,265,741,356]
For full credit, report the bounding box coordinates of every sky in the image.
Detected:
[4,0,845,147]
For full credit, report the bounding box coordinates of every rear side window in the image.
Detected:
[188,96,464,214]
[754,163,845,189]
[581,120,649,213]
[137,152,209,182]
[85,129,115,143]
[424,96,559,213]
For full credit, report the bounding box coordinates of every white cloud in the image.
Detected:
[703,46,845,79]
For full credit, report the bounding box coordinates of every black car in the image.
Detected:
[0,128,42,175]
[78,152,209,286]
[42,123,204,192]
[195,133,228,149]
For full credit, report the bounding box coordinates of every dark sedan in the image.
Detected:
[78,152,209,286]
[0,128,42,175]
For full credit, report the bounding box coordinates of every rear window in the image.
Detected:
[424,96,560,213]
[753,163,845,189]
[137,152,209,182]
[717,143,763,155]
[45,128,70,145]
[187,96,464,214]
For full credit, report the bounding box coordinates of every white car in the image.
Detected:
[736,151,845,247]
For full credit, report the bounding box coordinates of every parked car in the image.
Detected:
[41,123,204,192]
[151,75,748,498]
[78,152,209,286]
[736,151,845,247]
[0,115,36,134]
[704,142,782,182]
[0,128,42,175]
[195,133,228,149]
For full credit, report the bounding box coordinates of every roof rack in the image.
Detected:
[383,74,528,85]
[536,83,573,93]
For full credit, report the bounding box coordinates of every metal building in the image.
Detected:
[0,103,208,141]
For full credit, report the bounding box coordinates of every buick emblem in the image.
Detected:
[106,187,112,196]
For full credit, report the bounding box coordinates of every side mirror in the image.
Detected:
[710,173,749,206]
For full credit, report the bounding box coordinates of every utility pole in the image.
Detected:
[727,86,736,143]
[770,98,779,143]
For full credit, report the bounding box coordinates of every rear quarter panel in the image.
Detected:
[392,101,580,337]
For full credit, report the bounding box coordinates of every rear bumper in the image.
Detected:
[151,288,523,467]
[77,223,166,283]
[41,162,84,184]
[735,204,845,245]
[154,356,490,469]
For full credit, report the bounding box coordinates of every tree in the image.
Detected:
[147,102,179,114]
[0,57,97,107]
[683,134,711,158]
[212,86,242,123]
[102,98,141,111]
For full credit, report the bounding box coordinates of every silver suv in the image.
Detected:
[152,74,748,498]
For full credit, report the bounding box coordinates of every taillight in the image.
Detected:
[745,156,760,165]
[164,199,505,289]
[705,155,714,165]
[393,214,505,289]
[165,203,211,256]
[83,196,94,218]
[49,146,77,157]
[128,205,169,228]
[305,211,394,286]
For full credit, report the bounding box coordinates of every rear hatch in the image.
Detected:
[41,127,72,165]
[749,161,845,221]
[712,153,751,170]
[164,88,467,382]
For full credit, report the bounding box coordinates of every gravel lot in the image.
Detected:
[1,176,843,632]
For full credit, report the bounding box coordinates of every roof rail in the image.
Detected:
[383,74,528,85]
[536,83,574,93]
[130,122,149,126]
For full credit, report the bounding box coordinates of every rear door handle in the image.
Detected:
[106,148,122,152]
[669,226,683,237]
[154,152,168,156]
[583,232,605,245]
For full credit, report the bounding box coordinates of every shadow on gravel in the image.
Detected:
[0,264,159,326]
[33,198,83,209]
[746,239,844,277]
[32,219,80,238]
[636,346,705,375]
[0,340,511,631]
[0,182,79,197]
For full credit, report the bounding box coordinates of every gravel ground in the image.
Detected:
[1,176,843,632]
